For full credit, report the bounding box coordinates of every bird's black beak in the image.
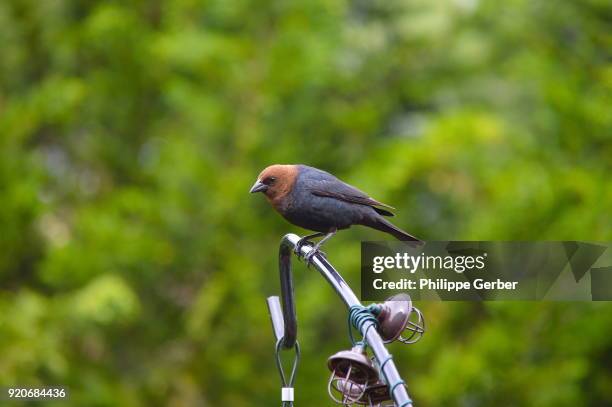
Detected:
[249,180,268,193]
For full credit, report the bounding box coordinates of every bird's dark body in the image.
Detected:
[280,165,380,232]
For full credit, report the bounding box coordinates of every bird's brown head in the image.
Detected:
[249,164,298,203]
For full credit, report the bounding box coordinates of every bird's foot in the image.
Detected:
[304,247,327,267]
[294,238,313,256]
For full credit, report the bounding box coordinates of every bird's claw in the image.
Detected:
[294,238,313,256]
[304,247,327,267]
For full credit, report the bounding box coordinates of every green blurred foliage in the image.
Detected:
[0,0,611,405]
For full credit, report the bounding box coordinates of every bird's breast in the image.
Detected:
[278,189,358,232]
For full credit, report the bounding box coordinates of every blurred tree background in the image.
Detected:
[1,0,611,405]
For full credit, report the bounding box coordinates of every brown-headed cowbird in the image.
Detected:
[250,164,422,263]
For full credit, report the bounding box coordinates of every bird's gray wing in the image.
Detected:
[303,170,395,216]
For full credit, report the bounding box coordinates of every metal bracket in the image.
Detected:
[266,233,414,407]
[266,236,299,348]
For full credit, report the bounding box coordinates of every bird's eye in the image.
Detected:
[263,176,277,185]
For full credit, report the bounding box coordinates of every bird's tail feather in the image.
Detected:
[367,216,423,247]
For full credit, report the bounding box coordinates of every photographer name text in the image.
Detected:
[372,278,518,291]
